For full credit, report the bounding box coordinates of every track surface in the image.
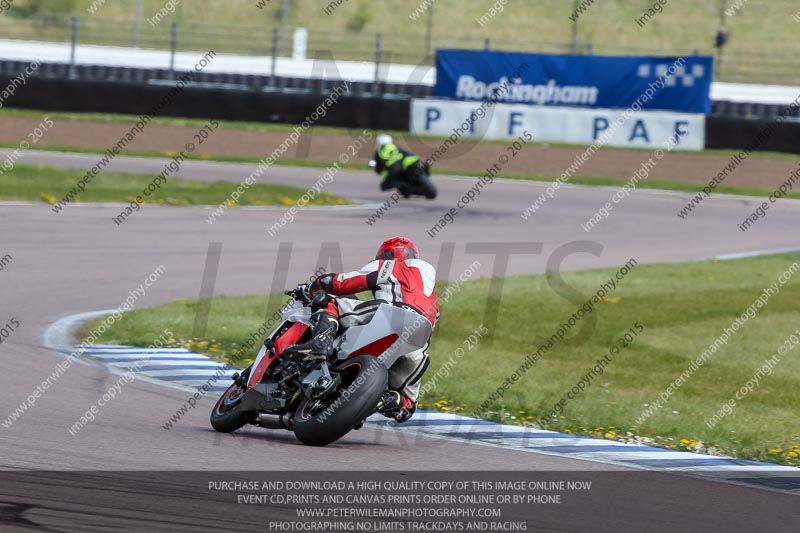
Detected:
[1,150,799,529]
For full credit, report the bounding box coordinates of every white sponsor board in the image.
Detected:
[411,98,706,151]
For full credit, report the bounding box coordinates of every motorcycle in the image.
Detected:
[210,287,432,446]
[368,160,437,200]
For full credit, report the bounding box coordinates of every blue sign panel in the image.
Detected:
[434,50,713,114]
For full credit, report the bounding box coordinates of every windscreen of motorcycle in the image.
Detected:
[282,300,312,326]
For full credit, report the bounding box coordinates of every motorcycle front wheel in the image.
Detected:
[293,355,388,446]
[416,172,437,199]
[210,380,249,433]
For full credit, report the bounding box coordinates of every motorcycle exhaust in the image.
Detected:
[254,413,294,431]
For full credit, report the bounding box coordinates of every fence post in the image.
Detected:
[169,22,177,78]
[373,32,382,96]
[570,0,579,53]
[425,1,434,59]
[484,38,490,51]
[280,0,290,56]
[270,27,279,88]
[69,16,78,79]
[134,0,142,48]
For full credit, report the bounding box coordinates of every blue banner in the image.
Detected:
[434,50,713,114]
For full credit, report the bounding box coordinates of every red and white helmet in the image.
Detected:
[376,237,419,261]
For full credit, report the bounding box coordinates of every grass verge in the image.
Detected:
[3,108,799,201]
[4,141,797,202]
[83,253,800,465]
[0,162,350,207]
[2,107,799,161]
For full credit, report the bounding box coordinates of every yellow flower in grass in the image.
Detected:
[40,193,56,204]
[563,429,572,434]
[785,451,799,459]
[768,448,783,455]
[298,196,309,207]
[165,150,177,157]
[605,431,616,439]
[280,196,294,206]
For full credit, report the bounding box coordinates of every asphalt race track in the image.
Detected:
[1,149,799,530]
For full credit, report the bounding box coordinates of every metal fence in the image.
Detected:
[0,14,798,85]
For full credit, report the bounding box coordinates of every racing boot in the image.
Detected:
[282,310,339,361]
[377,390,416,423]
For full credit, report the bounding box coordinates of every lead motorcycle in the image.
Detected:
[368,160,437,199]
[210,286,432,446]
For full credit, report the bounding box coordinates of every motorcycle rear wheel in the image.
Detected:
[293,355,388,446]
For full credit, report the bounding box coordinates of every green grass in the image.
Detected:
[12,140,798,202]
[82,253,800,464]
[0,162,351,207]
[3,108,799,202]
[1,0,798,83]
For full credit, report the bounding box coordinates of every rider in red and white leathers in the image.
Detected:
[284,237,438,422]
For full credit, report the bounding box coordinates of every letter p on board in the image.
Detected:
[425,107,441,130]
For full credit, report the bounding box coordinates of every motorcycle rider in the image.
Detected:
[373,134,429,198]
[284,237,438,423]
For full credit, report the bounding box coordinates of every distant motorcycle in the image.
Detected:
[210,287,431,446]
[369,160,437,199]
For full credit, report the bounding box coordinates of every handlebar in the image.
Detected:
[285,287,309,302]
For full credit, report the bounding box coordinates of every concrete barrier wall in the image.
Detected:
[705,116,800,154]
[1,77,411,131]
